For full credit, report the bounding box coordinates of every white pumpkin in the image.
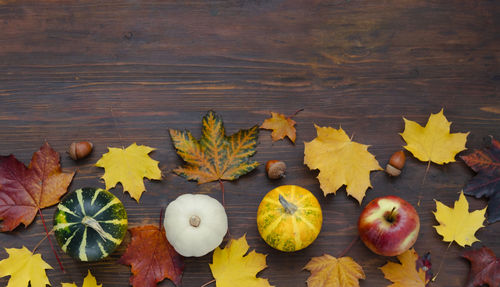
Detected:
[163,193,228,257]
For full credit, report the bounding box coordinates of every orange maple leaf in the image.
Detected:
[304,254,365,287]
[260,112,297,143]
[0,142,75,231]
[119,225,184,287]
[380,248,429,287]
[169,111,259,184]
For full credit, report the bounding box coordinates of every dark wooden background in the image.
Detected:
[0,0,499,286]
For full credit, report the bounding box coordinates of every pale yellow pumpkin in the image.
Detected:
[257,185,322,252]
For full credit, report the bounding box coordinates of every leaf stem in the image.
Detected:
[288,108,304,118]
[159,207,164,230]
[218,179,231,238]
[218,179,225,207]
[32,230,51,253]
[337,236,359,258]
[38,209,64,272]
[422,160,431,184]
[431,242,451,282]
[200,279,216,287]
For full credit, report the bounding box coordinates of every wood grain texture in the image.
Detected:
[0,0,499,286]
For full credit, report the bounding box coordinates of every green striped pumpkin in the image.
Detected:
[53,187,128,261]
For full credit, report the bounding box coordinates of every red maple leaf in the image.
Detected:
[0,142,75,231]
[461,136,500,223]
[462,246,500,287]
[119,225,185,287]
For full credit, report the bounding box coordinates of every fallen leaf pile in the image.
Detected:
[461,136,500,223]
[260,112,297,143]
[62,270,102,287]
[400,109,468,164]
[462,246,500,287]
[304,125,382,203]
[95,143,161,202]
[170,110,259,184]
[209,235,273,287]
[0,142,74,231]
[380,248,429,287]
[304,254,365,287]
[119,225,184,287]
[0,246,52,287]
[433,192,486,247]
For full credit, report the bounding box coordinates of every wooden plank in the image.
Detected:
[0,0,499,286]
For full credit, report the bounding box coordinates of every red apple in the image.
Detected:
[358,195,420,256]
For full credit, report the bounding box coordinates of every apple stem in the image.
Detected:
[337,236,360,258]
[386,207,397,223]
[279,194,298,214]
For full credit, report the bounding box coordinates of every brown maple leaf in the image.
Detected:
[119,225,184,287]
[260,112,297,143]
[0,142,75,231]
[462,246,500,287]
[461,136,500,223]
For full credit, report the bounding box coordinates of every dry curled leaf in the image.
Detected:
[461,136,500,223]
[95,143,162,202]
[260,112,297,143]
[400,109,468,165]
[380,248,429,287]
[209,234,273,287]
[169,110,259,184]
[0,142,75,231]
[433,192,486,247]
[304,125,382,203]
[62,270,102,287]
[118,225,184,287]
[0,246,52,287]
[304,254,365,287]
[462,246,500,287]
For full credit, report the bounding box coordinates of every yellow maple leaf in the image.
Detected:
[433,191,486,247]
[209,234,273,287]
[304,125,382,203]
[62,270,102,287]
[304,254,365,287]
[380,248,428,287]
[260,112,297,143]
[95,143,162,202]
[400,109,469,164]
[0,246,52,287]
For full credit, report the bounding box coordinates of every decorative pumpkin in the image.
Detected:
[53,187,128,262]
[163,193,228,257]
[257,185,322,252]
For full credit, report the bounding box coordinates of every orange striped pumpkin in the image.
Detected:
[257,185,322,252]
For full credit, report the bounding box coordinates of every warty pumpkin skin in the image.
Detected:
[53,187,128,262]
[257,185,322,252]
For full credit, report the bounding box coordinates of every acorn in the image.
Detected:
[68,141,93,160]
[265,160,286,179]
[385,150,406,176]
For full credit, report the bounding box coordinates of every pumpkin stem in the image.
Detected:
[189,215,201,227]
[279,194,297,214]
[82,216,107,240]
